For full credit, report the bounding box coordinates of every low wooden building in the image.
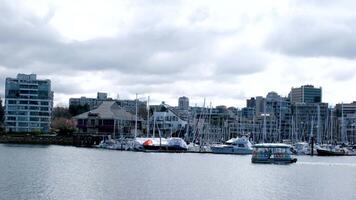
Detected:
[73,101,143,138]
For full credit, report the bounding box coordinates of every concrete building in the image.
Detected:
[73,101,143,137]
[69,92,108,109]
[246,97,256,108]
[178,96,189,110]
[5,74,53,133]
[289,85,322,104]
[255,96,265,116]
[291,102,328,143]
[116,99,147,116]
[335,102,356,144]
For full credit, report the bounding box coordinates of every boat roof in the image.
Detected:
[253,143,292,148]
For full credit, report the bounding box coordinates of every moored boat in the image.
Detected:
[142,138,167,150]
[316,145,347,156]
[211,136,253,155]
[251,143,297,164]
[167,137,188,151]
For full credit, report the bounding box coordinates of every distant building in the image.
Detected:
[289,85,322,104]
[335,102,356,144]
[4,74,53,132]
[97,92,108,100]
[116,99,147,116]
[255,96,265,116]
[178,96,189,110]
[291,102,328,143]
[150,103,187,138]
[73,101,143,137]
[69,92,108,109]
[0,97,4,131]
[246,97,256,108]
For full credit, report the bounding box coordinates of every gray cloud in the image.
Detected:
[0,0,275,107]
[265,9,356,59]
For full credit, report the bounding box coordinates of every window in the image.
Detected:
[29,101,38,105]
[7,116,16,121]
[30,117,39,121]
[6,122,16,126]
[18,117,28,121]
[18,111,27,115]
[29,106,39,110]
[7,111,17,115]
[18,122,28,127]
[41,102,49,105]
[40,107,48,111]
[40,118,49,122]
[8,100,17,104]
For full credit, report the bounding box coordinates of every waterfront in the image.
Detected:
[1,144,356,200]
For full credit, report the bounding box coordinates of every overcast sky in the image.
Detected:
[0,0,355,107]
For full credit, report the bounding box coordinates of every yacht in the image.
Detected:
[167,137,188,151]
[251,143,297,164]
[211,136,253,155]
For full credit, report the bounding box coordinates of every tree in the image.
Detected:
[69,104,90,117]
[52,106,71,119]
[51,118,77,136]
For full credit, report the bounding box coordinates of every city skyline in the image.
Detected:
[0,0,356,107]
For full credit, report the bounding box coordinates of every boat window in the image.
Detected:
[238,144,245,148]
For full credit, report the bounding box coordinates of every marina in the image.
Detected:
[1,144,356,200]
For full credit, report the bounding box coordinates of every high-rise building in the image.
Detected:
[289,85,322,103]
[255,96,265,116]
[5,74,53,133]
[178,96,189,110]
[246,97,256,108]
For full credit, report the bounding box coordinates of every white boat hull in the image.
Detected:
[211,146,252,155]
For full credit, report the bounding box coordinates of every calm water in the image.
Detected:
[0,144,356,200]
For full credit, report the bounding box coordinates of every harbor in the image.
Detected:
[1,144,356,200]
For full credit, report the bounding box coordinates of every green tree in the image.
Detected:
[69,104,90,117]
[52,106,72,119]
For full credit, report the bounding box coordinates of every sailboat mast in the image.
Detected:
[317,104,320,144]
[262,100,267,143]
[134,93,138,138]
[330,108,333,143]
[146,96,150,137]
[153,108,156,138]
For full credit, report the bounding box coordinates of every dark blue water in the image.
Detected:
[0,144,356,200]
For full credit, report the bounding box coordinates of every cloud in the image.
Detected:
[265,2,356,59]
[0,0,267,105]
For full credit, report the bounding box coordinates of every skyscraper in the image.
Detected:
[289,85,322,104]
[4,74,53,133]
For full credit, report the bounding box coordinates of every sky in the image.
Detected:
[0,0,355,108]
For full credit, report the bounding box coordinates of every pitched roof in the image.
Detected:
[73,101,143,121]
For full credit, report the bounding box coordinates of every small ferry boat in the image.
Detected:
[251,143,297,164]
[211,136,253,155]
